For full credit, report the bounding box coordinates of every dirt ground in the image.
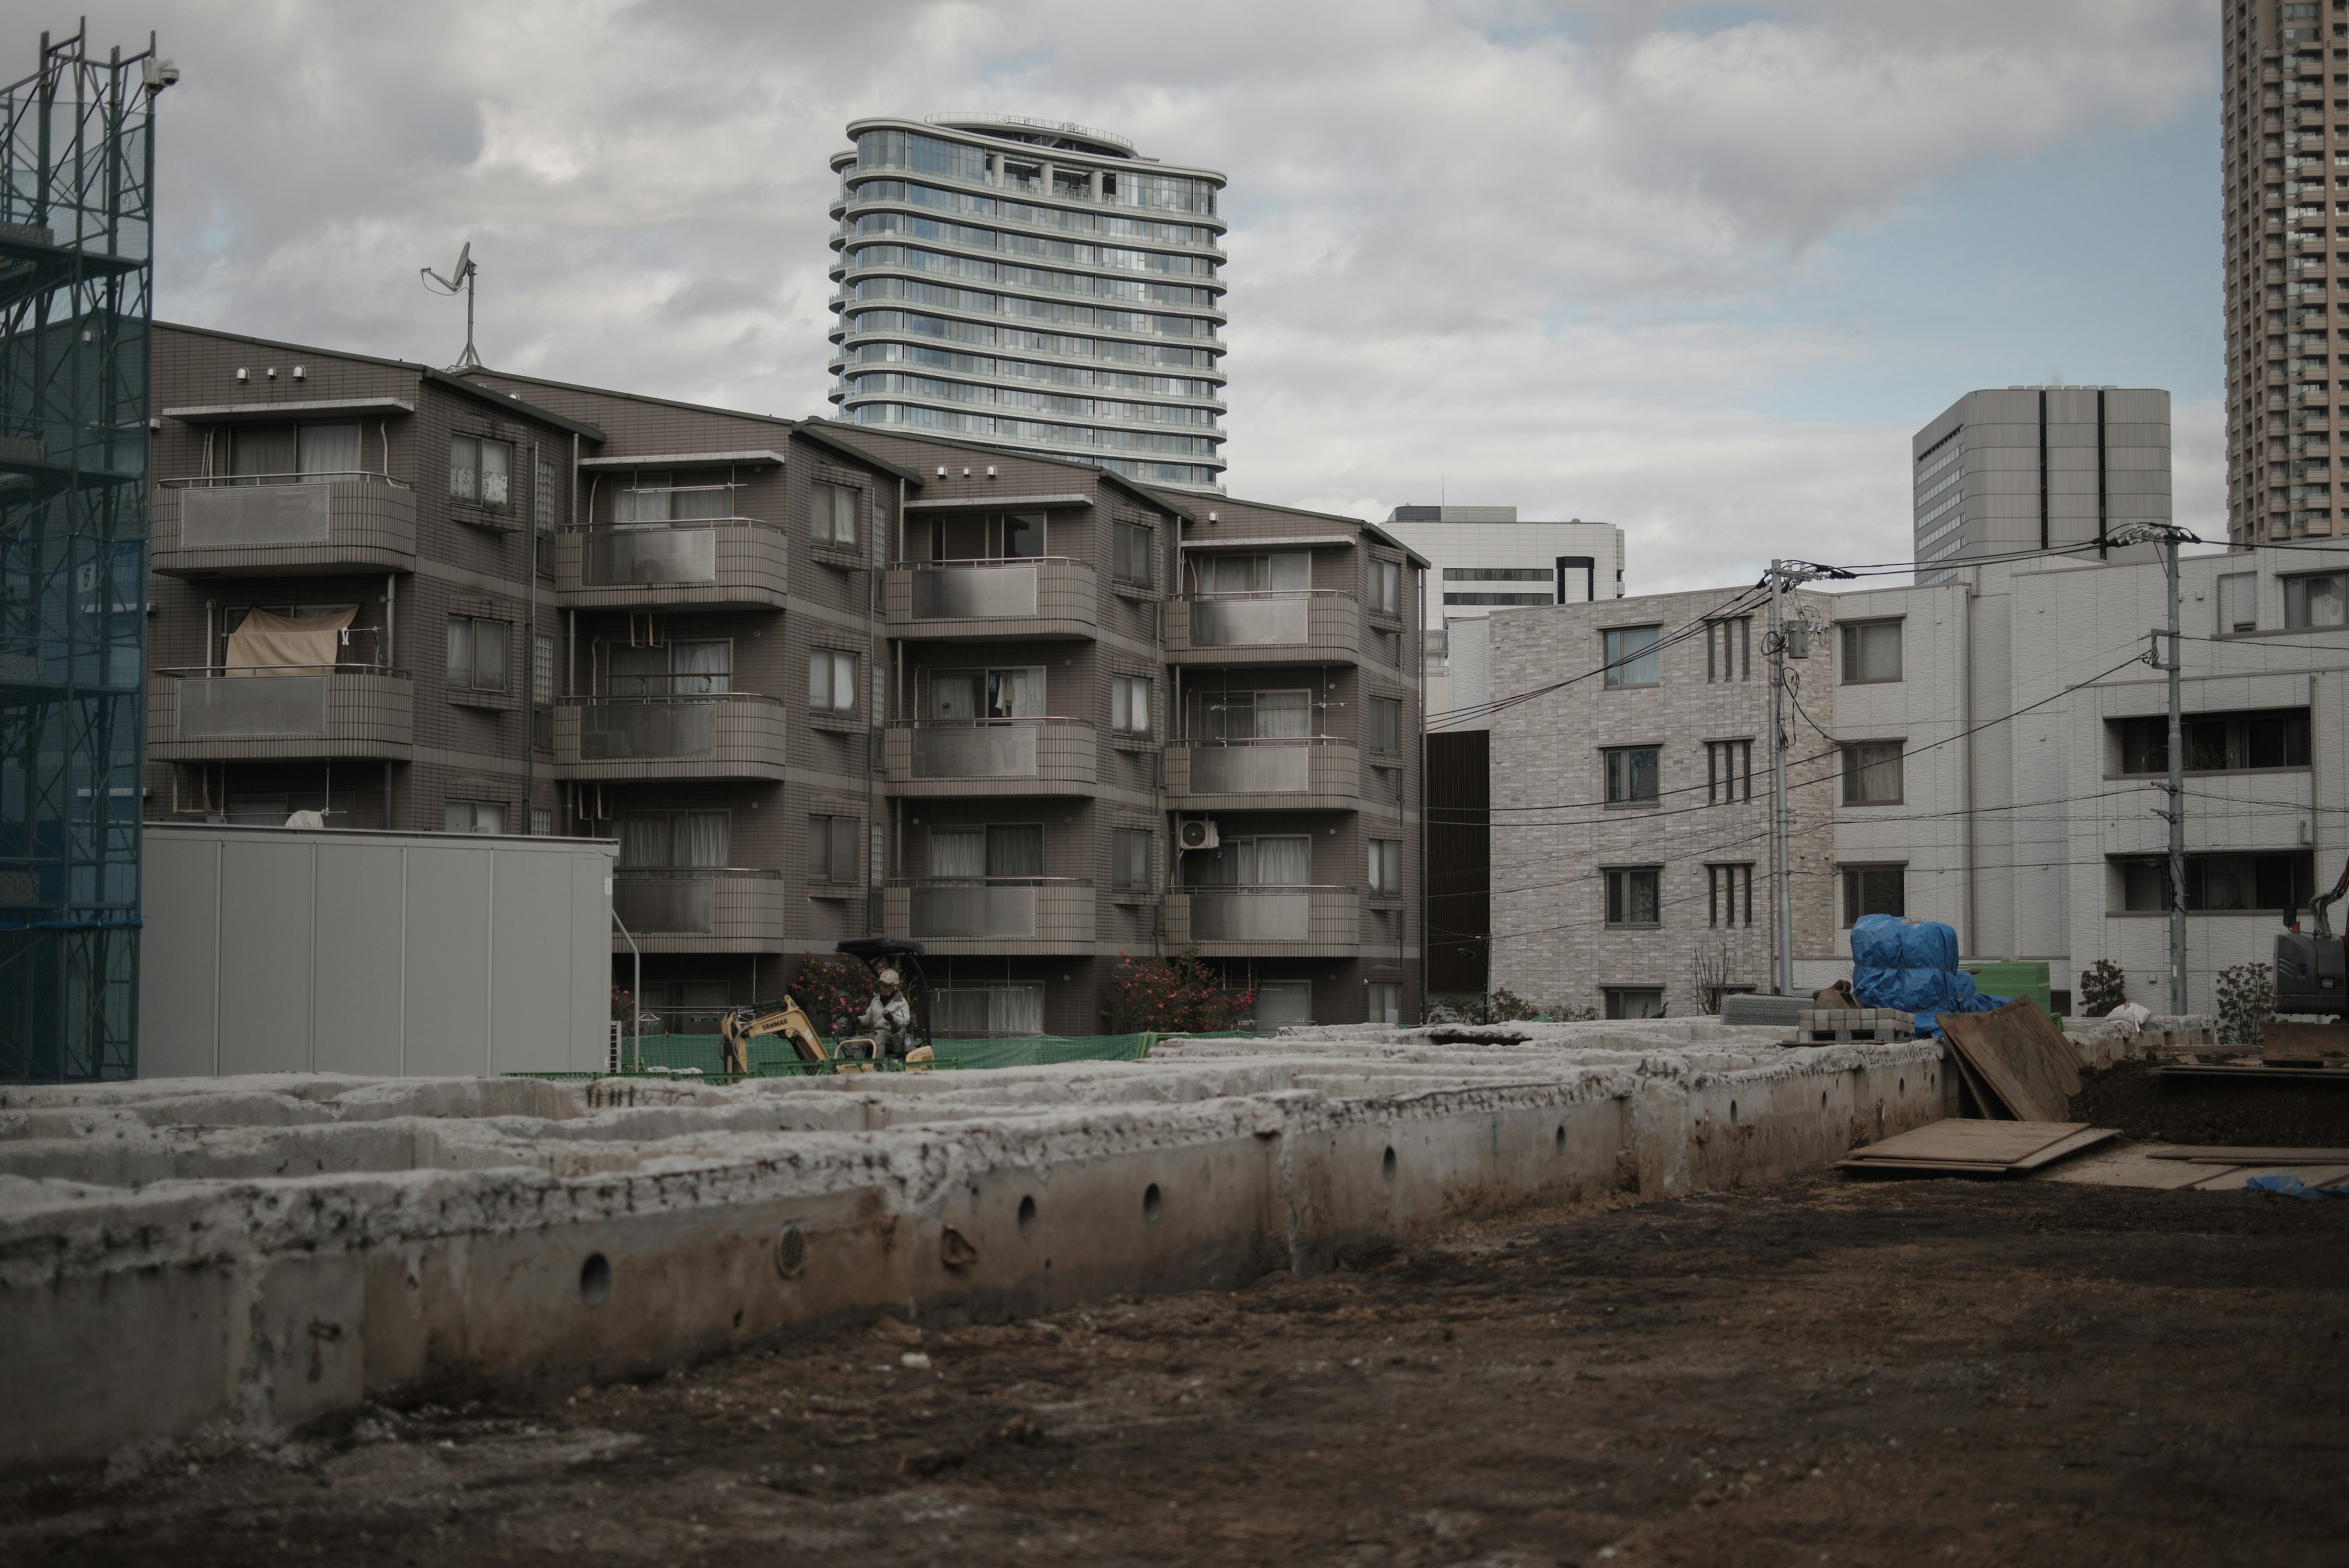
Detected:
[7,1172,2347,1568]
[2069,1057,2349,1146]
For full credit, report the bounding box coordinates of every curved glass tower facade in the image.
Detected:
[828,115,1228,492]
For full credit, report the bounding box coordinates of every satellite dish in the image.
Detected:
[419,240,481,371]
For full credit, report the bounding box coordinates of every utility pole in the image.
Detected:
[2114,522,2196,1014]
[1768,563,1793,995]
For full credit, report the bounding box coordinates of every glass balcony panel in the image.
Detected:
[1191,595,1308,647]
[179,485,332,548]
[1190,889,1310,941]
[614,873,715,934]
[178,673,328,738]
[578,701,719,760]
[910,882,1037,938]
[911,723,1040,778]
[1189,743,1310,793]
[912,562,1041,618]
[585,527,719,587]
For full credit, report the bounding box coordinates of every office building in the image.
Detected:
[1912,387,2171,584]
[141,325,1423,1038]
[827,116,1228,494]
[2223,1,2349,546]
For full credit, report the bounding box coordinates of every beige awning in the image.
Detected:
[226,606,357,676]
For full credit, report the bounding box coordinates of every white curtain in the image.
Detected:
[1253,836,1310,886]
[1266,552,1310,591]
[929,828,985,879]
[297,423,362,480]
[671,478,733,520]
[685,811,730,868]
[609,644,667,697]
[1255,690,1310,738]
[232,425,295,482]
[1256,981,1313,1026]
[1202,554,1253,595]
[990,984,1044,1035]
[989,667,1044,718]
[618,814,671,868]
[616,472,671,526]
[929,673,981,719]
[671,640,731,694]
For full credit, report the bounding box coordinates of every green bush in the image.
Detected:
[2216,961,2274,1047]
[2077,959,2128,1019]
[1107,949,1252,1034]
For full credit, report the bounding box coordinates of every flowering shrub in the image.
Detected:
[2216,960,2274,1047]
[2078,958,2128,1019]
[610,986,633,1024]
[787,953,877,1036]
[1108,949,1252,1034]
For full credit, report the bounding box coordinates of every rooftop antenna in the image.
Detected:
[419,241,481,371]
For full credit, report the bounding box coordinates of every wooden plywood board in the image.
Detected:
[1945,1047,2014,1120]
[2147,1146,2349,1164]
[1846,1120,2087,1166]
[1942,1001,2079,1123]
[1835,1159,2014,1176]
[2008,1126,2121,1170]
[2150,1063,2349,1084]
[2035,1147,2221,1189]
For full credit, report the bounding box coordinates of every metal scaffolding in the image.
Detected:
[0,24,165,1082]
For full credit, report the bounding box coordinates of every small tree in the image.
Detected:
[2078,958,2129,1019]
[787,952,876,1037]
[2216,960,2274,1046]
[1108,949,1252,1034]
[1691,939,1732,1015]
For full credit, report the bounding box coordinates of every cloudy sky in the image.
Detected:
[58,0,2219,590]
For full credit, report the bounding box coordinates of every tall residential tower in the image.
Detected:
[2223,1,2349,546]
[828,116,1228,492]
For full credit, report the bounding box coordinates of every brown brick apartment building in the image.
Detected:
[143,324,1424,1035]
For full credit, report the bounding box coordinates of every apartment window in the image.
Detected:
[808,814,863,884]
[1198,551,1310,594]
[1369,558,1401,615]
[2115,708,2310,773]
[1605,866,1661,926]
[1184,834,1311,887]
[621,810,731,868]
[1841,741,1904,805]
[1705,617,1751,682]
[1366,981,1402,1026]
[1367,839,1402,896]
[443,800,506,834]
[929,823,1045,879]
[1111,674,1152,737]
[1113,520,1154,586]
[449,434,513,507]
[1230,979,1308,1027]
[1603,625,1661,687]
[1841,864,1905,926]
[610,639,729,697]
[445,615,509,693]
[1840,620,1903,683]
[1707,863,1754,927]
[1605,746,1660,805]
[615,469,731,524]
[928,666,1042,719]
[2284,570,2346,625]
[1205,688,1309,740]
[2217,571,2258,633]
[2118,851,2314,913]
[1112,827,1152,890]
[530,807,552,837]
[1368,696,1402,755]
[809,649,859,713]
[933,983,1044,1037]
[228,421,362,484]
[1604,987,1664,1020]
[811,481,861,548]
[534,457,557,532]
[1705,739,1753,803]
[533,631,555,706]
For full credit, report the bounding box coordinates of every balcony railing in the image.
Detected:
[612,868,788,950]
[885,557,1099,633]
[554,693,789,781]
[1165,885,1361,951]
[885,718,1097,792]
[152,472,417,577]
[1166,737,1363,803]
[149,666,415,760]
[1165,590,1364,661]
[552,519,789,610]
[886,877,1096,948]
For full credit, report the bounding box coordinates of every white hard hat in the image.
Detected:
[877,967,901,988]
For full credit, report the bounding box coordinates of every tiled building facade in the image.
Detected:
[143,325,1423,1036]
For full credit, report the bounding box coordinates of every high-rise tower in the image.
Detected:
[2224,1,2349,546]
[827,116,1228,492]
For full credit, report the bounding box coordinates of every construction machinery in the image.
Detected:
[719,938,935,1076]
[2273,855,2349,1060]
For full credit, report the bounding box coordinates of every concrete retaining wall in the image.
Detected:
[0,1020,1944,1474]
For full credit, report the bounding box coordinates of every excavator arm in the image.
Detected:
[2312,853,2349,940]
[719,998,833,1076]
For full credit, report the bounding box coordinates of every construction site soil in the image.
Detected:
[2068,1058,2349,1148]
[4,1172,2343,1567]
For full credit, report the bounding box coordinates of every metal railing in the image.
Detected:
[158,469,413,489]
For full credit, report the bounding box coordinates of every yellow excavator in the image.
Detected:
[719,938,937,1076]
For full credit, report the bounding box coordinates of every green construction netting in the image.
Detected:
[585,1030,1178,1078]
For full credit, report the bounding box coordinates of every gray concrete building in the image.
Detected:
[1912,387,2171,584]
[827,116,1228,494]
[2222,0,2349,547]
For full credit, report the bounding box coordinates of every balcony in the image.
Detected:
[1164,739,1364,811]
[883,719,1097,797]
[611,869,789,953]
[885,557,1099,639]
[553,694,788,781]
[552,521,789,611]
[1164,886,1360,956]
[884,879,1096,953]
[151,474,417,578]
[148,667,414,762]
[1163,592,1364,666]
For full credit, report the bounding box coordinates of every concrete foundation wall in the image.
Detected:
[0,1022,1944,1474]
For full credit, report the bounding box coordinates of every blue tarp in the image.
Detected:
[1850,915,2009,1036]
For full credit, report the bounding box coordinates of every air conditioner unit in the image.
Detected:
[1178,818,1219,852]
